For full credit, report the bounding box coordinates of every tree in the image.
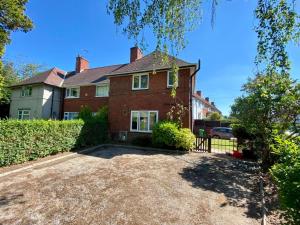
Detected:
[0,61,43,104]
[255,0,300,75]
[231,73,300,168]
[208,112,221,121]
[0,0,33,67]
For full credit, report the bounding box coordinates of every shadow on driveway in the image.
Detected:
[179,154,262,219]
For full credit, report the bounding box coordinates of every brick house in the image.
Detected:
[9,47,221,139]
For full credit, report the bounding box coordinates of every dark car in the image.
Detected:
[210,127,234,139]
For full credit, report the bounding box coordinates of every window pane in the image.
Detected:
[71,88,78,97]
[149,112,157,130]
[140,75,148,88]
[96,85,109,97]
[64,112,68,120]
[133,76,139,88]
[131,112,138,130]
[28,87,32,96]
[168,72,174,86]
[139,112,148,131]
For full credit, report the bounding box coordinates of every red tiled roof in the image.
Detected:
[11,68,66,87]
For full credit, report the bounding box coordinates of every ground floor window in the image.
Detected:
[18,109,30,120]
[64,112,79,120]
[131,111,158,132]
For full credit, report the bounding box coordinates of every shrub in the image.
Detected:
[175,128,196,151]
[94,106,108,122]
[78,105,93,121]
[0,119,108,167]
[270,135,300,225]
[152,121,195,151]
[152,121,179,148]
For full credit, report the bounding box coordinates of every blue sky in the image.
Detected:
[4,0,300,115]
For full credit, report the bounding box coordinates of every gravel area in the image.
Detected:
[0,147,261,225]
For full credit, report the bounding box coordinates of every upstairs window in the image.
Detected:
[132,74,149,90]
[21,86,32,97]
[18,109,30,120]
[131,111,158,132]
[167,71,178,88]
[96,84,109,97]
[65,87,80,98]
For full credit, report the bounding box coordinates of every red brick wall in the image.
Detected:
[108,68,192,134]
[64,86,108,112]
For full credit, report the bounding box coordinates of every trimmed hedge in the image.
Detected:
[0,119,108,167]
[152,121,195,151]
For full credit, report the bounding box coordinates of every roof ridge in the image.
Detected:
[83,63,127,72]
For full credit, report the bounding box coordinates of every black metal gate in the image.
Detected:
[194,137,238,154]
[194,137,211,152]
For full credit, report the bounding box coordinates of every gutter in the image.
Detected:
[189,60,201,131]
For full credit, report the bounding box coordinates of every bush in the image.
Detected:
[175,128,196,151]
[78,105,93,121]
[0,119,108,167]
[152,121,195,151]
[270,135,300,225]
[152,121,179,148]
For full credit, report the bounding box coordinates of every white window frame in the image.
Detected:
[18,109,30,120]
[64,112,79,120]
[130,110,159,133]
[167,71,178,88]
[95,84,109,97]
[65,87,80,98]
[132,73,149,90]
[21,86,32,97]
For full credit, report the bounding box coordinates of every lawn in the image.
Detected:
[0,146,260,225]
[211,138,238,152]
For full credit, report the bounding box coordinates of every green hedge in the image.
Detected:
[0,119,108,167]
[152,121,195,151]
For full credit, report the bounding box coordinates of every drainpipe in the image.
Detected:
[189,59,201,132]
[50,87,55,119]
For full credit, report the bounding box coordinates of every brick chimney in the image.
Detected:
[130,46,143,63]
[76,56,89,73]
[205,97,209,102]
[196,91,202,97]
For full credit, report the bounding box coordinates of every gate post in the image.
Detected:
[208,137,211,153]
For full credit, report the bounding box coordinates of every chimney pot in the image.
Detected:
[205,97,209,102]
[130,46,143,63]
[196,91,202,97]
[76,56,89,73]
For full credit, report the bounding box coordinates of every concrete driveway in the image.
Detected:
[0,147,260,225]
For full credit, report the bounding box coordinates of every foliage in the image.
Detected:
[230,73,300,168]
[231,123,254,141]
[270,134,300,225]
[152,121,179,148]
[0,0,33,68]
[175,128,196,151]
[255,0,300,75]
[0,61,44,104]
[166,101,188,127]
[95,106,109,122]
[152,121,195,151]
[208,112,221,121]
[0,119,108,167]
[107,0,201,55]
[78,105,93,121]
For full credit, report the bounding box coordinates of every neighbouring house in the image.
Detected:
[9,47,221,140]
[192,91,221,119]
[9,68,66,120]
